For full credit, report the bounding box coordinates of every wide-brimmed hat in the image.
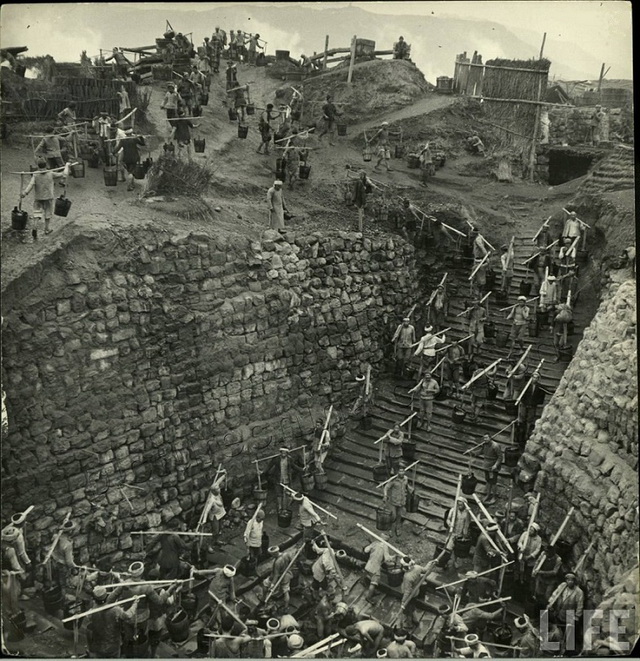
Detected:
[1,525,19,542]
[93,586,108,602]
[287,634,304,649]
[223,564,236,578]
[128,561,144,577]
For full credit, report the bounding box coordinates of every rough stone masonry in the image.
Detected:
[521,274,638,605]
[1,227,418,567]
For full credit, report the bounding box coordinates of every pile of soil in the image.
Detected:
[301,59,429,125]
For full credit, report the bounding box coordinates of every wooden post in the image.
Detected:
[597,63,606,104]
[529,75,544,182]
[347,35,357,84]
[323,35,329,70]
[539,33,547,59]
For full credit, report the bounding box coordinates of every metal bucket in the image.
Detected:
[519,280,533,296]
[406,490,420,514]
[253,487,268,505]
[504,399,519,417]
[386,566,404,587]
[558,344,573,362]
[42,585,63,616]
[54,195,72,217]
[246,103,255,115]
[238,124,249,139]
[301,473,315,492]
[313,471,328,490]
[376,507,393,531]
[167,608,190,643]
[453,536,473,558]
[71,161,85,178]
[277,509,292,528]
[373,464,388,483]
[11,207,28,230]
[194,138,206,153]
[504,445,520,468]
[402,440,416,462]
[299,164,311,179]
[452,407,465,424]
[337,123,347,136]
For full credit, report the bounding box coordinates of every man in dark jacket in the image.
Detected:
[86,585,138,658]
[318,94,341,145]
[518,371,548,436]
[265,448,304,510]
[353,170,372,232]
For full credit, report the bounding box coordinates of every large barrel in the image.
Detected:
[504,399,519,417]
[406,489,420,514]
[277,509,292,528]
[194,138,206,153]
[253,487,268,505]
[64,602,83,630]
[7,610,27,642]
[167,608,190,643]
[402,440,416,462]
[504,445,521,468]
[486,380,498,401]
[314,471,328,490]
[495,330,509,347]
[103,166,118,186]
[376,507,393,531]
[11,207,28,231]
[373,464,388,483]
[386,566,404,588]
[519,280,533,296]
[131,631,149,657]
[42,585,64,616]
[453,536,473,558]
[558,344,573,362]
[71,161,85,178]
[299,164,311,179]
[54,195,72,217]
[461,473,478,495]
[197,628,211,655]
[434,544,451,568]
[301,473,315,492]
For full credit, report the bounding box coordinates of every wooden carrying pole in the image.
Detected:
[456,291,492,316]
[447,635,522,651]
[507,345,532,378]
[291,633,340,658]
[436,562,513,590]
[373,412,417,444]
[472,494,514,553]
[532,216,552,243]
[208,590,246,628]
[463,501,507,559]
[376,460,419,488]
[41,511,72,565]
[468,252,491,281]
[265,544,305,603]
[131,531,212,537]
[62,595,143,623]
[356,523,407,558]
[460,358,501,391]
[455,596,511,615]
[549,506,575,547]
[515,359,545,405]
[574,540,595,575]
[500,296,538,312]
[254,445,305,464]
[319,532,345,585]
[279,485,337,520]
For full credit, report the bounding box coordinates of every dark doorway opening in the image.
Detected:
[548,148,598,185]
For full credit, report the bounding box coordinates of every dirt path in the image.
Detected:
[2,62,580,291]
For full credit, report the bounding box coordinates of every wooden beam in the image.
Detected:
[469,95,570,108]
[323,35,329,70]
[461,61,549,74]
[347,35,357,84]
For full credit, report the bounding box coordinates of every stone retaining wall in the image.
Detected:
[1,228,418,566]
[521,276,638,604]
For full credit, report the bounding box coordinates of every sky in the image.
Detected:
[0,1,633,80]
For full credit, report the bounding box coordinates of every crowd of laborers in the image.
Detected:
[2,404,597,659]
